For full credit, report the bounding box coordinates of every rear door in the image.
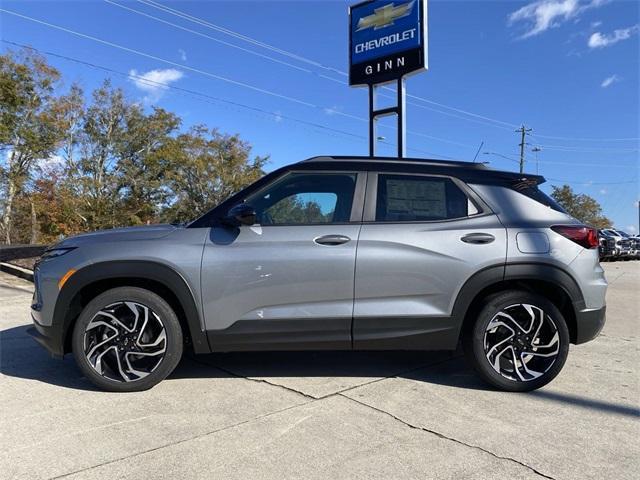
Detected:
[202,170,365,351]
[353,172,507,349]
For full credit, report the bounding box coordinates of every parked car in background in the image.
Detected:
[602,229,631,258]
[631,236,640,259]
[616,231,639,259]
[598,230,617,261]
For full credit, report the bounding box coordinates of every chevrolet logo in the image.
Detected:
[356,1,415,31]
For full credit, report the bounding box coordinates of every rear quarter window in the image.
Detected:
[512,183,567,214]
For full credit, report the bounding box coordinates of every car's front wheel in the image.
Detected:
[72,287,183,392]
[464,290,570,392]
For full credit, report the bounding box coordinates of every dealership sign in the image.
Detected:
[349,0,428,86]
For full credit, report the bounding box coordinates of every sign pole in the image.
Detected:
[368,84,376,157]
[397,77,406,158]
[350,0,427,159]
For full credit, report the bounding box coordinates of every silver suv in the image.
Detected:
[28,156,607,392]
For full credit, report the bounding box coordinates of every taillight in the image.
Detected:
[551,225,599,249]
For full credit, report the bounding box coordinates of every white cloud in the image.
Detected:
[600,74,620,88]
[324,105,343,116]
[178,49,187,62]
[128,68,184,102]
[599,188,607,194]
[273,110,283,123]
[39,154,64,169]
[508,0,609,38]
[588,24,639,48]
[626,225,637,233]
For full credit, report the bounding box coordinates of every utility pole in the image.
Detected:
[516,125,532,174]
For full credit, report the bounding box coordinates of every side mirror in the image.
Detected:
[225,203,257,226]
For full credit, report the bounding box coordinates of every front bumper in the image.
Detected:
[574,305,606,344]
[28,311,65,359]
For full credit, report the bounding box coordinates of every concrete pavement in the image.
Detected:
[0,262,638,479]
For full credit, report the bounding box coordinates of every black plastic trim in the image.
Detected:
[52,261,211,355]
[207,318,351,352]
[27,320,64,359]
[503,263,585,308]
[574,306,606,344]
[352,316,459,350]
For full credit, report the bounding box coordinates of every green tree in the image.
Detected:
[75,80,128,230]
[550,184,612,228]
[267,196,330,224]
[115,106,180,225]
[160,126,268,223]
[0,49,63,243]
[1,51,270,241]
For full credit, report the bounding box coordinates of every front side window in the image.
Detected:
[246,172,357,225]
[375,174,475,222]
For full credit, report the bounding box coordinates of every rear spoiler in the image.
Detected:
[477,170,546,188]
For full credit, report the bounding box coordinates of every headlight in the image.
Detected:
[40,247,76,260]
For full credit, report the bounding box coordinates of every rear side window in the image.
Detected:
[512,183,567,214]
[375,174,475,222]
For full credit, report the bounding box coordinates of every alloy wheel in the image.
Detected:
[483,303,560,382]
[83,301,167,383]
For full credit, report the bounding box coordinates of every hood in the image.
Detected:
[54,224,180,248]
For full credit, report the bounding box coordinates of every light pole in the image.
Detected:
[531,147,542,175]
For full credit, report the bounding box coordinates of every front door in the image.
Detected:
[202,171,365,351]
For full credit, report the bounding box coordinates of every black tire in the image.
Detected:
[72,287,183,392]
[463,290,570,392]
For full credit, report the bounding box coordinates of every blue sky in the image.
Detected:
[1,0,638,231]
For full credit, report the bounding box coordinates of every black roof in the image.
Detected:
[297,156,545,185]
[301,155,488,170]
[189,155,545,228]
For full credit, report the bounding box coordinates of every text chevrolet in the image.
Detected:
[29,156,607,392]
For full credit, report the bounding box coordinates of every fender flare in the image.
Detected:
[54,260,211,354]
[450,262,585,337]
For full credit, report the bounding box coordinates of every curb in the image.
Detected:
[0,262,35,283]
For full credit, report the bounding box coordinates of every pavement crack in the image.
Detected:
[49,401,313,480]
[188,353,462,401]
[186,356,317,400]
[340,394,557,480]
[321,354,464,399]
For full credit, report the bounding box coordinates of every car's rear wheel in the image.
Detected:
[72,287,183,392]
[464,290,570,392]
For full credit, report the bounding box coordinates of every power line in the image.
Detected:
[0,8,473,152]
[546,178,638,185]
[532,133,640,142]
[128,0,520,130]
[531,144,639,154]
[0,8,317,107]
[1,40,451,160]
[129,0,640,143]
[485,151,636,168]
[103,0,313,74]
[105,0,502,139]
[135,0,346,76]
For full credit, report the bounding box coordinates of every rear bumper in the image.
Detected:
[27,312,65,359]
[574,305,606,344]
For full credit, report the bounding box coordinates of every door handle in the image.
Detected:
[461,233,495,244]
[314,235,351,246]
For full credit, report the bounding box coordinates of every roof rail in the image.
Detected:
[300,155,488,169]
